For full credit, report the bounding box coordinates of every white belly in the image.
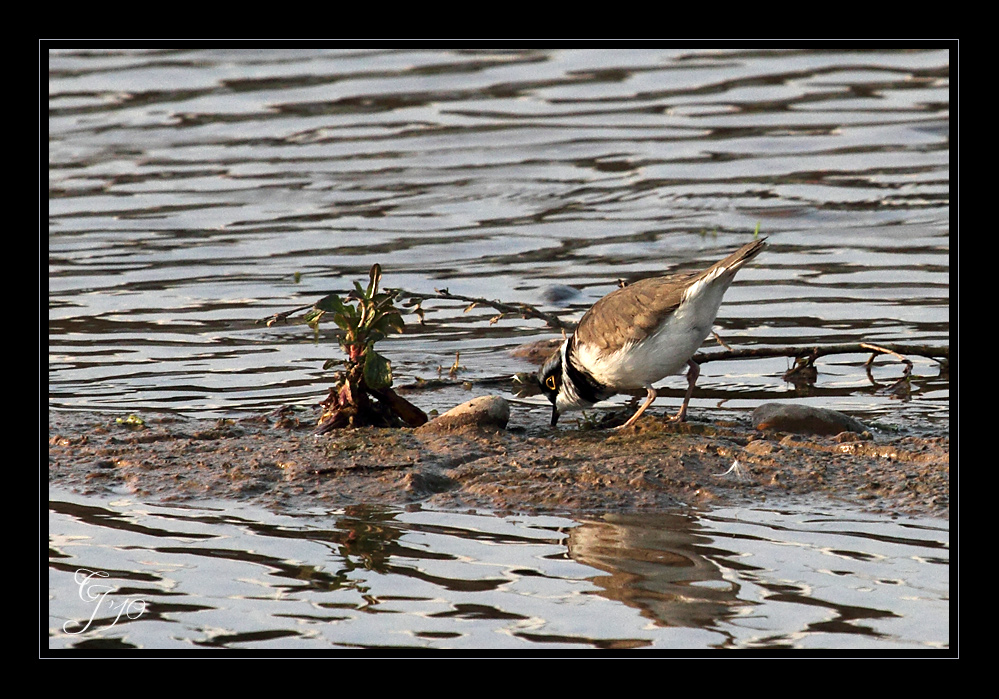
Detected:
[577,277,730,389]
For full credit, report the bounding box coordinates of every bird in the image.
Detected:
[538,238,766,429]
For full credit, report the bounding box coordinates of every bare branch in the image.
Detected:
[257,303,314,327]
[259,290,948,375]
[429,288,575,332]
[691,343,947,366]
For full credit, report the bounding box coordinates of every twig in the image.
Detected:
[861,342,914,373]
[258,291,948,371]
[396,373,517,392]
[398,294,947,368]
[711,331,732,350]
[258,287,574,333]
[257,303,314,327]
[428,288,574,332]
[859,342,914,396]
[690,343,948,367]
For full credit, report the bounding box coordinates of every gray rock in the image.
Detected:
[417,395,510,433]
[752,402,868,436]
[541,284,581,305]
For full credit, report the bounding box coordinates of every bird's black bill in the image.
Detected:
[550,405,560,427]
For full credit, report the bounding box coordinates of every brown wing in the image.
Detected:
[571,238,766,355]
[573,273,694,353]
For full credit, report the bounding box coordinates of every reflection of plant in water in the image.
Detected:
[336,505,403,573]
[305,264,426,432]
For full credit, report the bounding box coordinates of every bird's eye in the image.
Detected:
[545,375,557,391]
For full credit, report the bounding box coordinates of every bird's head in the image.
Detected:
[538,346,565,427]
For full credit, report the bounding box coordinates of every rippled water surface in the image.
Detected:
[47,47,951,652]
[48,488,948,651]
[49,47,950,428]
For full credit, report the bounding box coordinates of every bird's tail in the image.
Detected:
[697,237,767,283]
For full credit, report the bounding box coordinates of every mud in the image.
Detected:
[48,407,950,518]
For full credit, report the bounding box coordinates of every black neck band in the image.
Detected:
[564,336,609,405]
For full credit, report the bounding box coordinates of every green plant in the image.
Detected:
[306,264,427,431]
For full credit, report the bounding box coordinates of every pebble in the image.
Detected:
[402,469,457,495]
[509,338,562,364]
[752,402,868,436]
[417,395,510,433]
[743,439,776,455]
[541,284,581,305]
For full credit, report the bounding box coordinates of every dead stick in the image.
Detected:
[258,304,314,327]
[860,342,914,371]
[691,343,947,365]
[258,293,947,367]
[860,342,914,385]
[430,288,574,332]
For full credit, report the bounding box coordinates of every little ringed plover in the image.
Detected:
[538,238,766,428]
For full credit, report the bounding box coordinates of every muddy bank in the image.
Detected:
[48,407,950,518]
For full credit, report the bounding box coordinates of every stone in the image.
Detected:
[752,402,868,436]
[402,469,457,495]
[541,284,581,305]
[416,395,510,433]
[743,439,776,455]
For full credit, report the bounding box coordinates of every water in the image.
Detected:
[48,47,949,427]
[46,47,952,651]
[48,488,948,651]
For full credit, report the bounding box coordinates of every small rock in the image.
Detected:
[417,395,510,433]
[402,469,457,495]
[752,402,868,436]
[509,338,562,364]
[835,430,872,442]
[541,284,581,305]
[744,439,776,455]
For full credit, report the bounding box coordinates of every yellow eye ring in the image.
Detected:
[545,376,557,391]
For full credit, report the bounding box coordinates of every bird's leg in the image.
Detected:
[665,360,700,423]
[617,387,656,429]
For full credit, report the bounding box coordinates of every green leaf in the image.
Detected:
[357,294,392,330]
[331,312,354,333]
[361,334,383,351]
[367,263,382,298]
[370,291,396,313]
[314,294,349,314]
[303,309,324,329]
[371,309,404,336]
[363,350,392,390]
